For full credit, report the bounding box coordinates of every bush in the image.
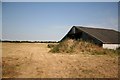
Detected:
[49,39,119,56]
[47,44,56,48]
[49,39,73,53]
[50,45,60,53]
[116,47,120,50]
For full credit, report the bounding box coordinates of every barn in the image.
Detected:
[61,26,120,50]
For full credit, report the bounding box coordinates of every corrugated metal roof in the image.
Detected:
[75,26,120,44]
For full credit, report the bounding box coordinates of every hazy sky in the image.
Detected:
[2,0,120,2]
[0,2,1,39]
[2,2,118,41]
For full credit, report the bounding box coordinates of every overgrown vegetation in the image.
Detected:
[49,39,119,55]
[47,44,57,48]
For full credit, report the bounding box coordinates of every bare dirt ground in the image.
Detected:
[2,43,118,78]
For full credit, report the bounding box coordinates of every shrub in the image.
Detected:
[49,39,119,56]
[116,47,120,50]
[47,44,56,48]
[49,45,60,53]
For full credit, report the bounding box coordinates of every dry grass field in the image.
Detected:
[2,42,118,78]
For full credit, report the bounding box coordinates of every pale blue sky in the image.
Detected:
[0,1,2,39]
[2,0,120,2]
[2,2,118,41]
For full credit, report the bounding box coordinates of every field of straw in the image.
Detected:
[2,42,118,78]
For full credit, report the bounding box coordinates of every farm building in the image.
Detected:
[61,26,120,50]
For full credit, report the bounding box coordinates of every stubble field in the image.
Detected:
[2,43,118,78]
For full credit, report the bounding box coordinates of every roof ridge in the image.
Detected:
[73,26,119,32]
